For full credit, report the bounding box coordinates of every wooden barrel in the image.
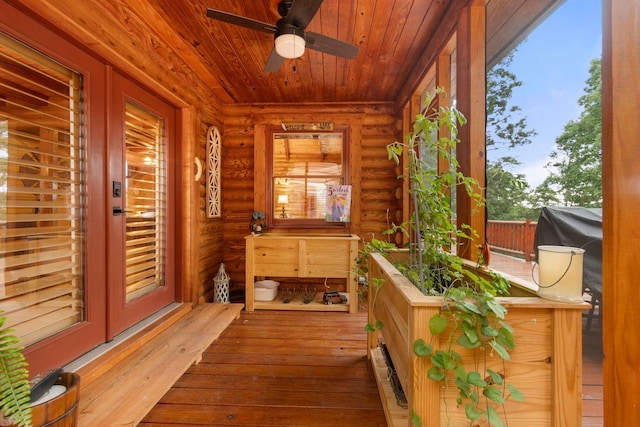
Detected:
[29,372,80,427]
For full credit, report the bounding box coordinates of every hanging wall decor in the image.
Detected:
[206,125,222,218]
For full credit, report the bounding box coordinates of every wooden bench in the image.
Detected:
[73,303,243,426]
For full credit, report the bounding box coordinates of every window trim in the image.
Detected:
[265,125,350,230]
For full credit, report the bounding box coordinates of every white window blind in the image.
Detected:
[0,32,85,346]
[124,102,166,302]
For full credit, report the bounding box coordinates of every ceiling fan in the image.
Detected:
[206,0,359,72]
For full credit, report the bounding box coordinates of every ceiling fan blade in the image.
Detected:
[206,8,277,34]
[264,48,285,72]
[285,0,324,29]
[305,32,359,58]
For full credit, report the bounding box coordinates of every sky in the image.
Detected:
[488,0,603,188]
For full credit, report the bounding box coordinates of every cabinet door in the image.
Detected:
[303,239,351,278]
[253,238,299,276]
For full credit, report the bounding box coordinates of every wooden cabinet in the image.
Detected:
[245,234,360,313]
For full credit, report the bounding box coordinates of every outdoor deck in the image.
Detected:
[139,254,603,426]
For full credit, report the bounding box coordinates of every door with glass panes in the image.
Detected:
[107,73,176,339]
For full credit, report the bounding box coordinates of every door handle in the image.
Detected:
[113,207,133,216]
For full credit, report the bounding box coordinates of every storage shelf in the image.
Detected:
[254,293,350,312]
[245,234,359,313]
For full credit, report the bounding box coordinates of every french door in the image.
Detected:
[106,73,176,339]
[1,5,178,373]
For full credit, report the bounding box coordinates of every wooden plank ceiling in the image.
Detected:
[11,0,561,107]
[153,0,458,105]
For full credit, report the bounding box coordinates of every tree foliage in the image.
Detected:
[486,52,537,158]
[485,160,538,220]
[485,52,538,220]
[485,52,602,219]
[538,59,602,207]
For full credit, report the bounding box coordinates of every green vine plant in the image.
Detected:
[0,312,32,427]
[359,88,523,426]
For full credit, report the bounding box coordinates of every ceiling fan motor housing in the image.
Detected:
[274,20,306,58]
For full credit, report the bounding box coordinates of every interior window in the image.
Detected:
[267,127,349,228]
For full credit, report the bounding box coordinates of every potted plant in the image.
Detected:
[362,90,586,426]
[0,312,80,427]
[0,312,32,427]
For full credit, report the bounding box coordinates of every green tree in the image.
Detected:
[529,176,561,209]
[486,52,538,157]
[486,159,538,220]
[539,58,602,207]
[485,51,538,219]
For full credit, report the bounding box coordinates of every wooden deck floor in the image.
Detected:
[140,309,603,426]
[140,310,387,426]
[141,255,603,426]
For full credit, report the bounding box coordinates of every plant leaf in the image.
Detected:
[486,298,508,318]
[457,333,481,349]
[460,301,482,315]
[489,340,511,360]
[430,351,445,368]
[487,369,504,386]
[456,377,471,396]
[497,327,515,350]
[461,322,480,344]
[427,366,446,381]
[498,319,514,333]
[467,371,486,387]
[454,365,466,380]
[481,324,499,337]
[465,403,483,421]
[411,410,423,427]
[483,385,506,403]
[429,313,448,335]
[0,314,32,427]
[507,384,525,402]
[413,339,432,357]
[486,406,505,427]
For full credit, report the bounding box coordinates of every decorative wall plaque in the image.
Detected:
[206,126,221,218]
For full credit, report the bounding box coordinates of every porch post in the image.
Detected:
[456,1,487,262]
[602,0,640,425]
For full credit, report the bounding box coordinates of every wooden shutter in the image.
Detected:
[0,32,85,346]
[124,102,166,302]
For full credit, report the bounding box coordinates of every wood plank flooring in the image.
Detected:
[140,306,604,426]
[76,303,243,426]
[140,309,387,427]
[582,315,604,426]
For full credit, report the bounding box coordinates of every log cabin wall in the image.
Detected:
[221,103,403,289]
[195,117,224,303]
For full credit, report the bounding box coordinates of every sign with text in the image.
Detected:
[325,185,351,223]
[281,122,334,131]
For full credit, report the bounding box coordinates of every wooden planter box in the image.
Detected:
[367,252,588,427]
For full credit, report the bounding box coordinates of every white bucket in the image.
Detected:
[536,245,585,303]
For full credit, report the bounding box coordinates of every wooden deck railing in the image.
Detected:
[486,219,537,261]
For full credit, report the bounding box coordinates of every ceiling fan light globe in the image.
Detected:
[275,34,306,59]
